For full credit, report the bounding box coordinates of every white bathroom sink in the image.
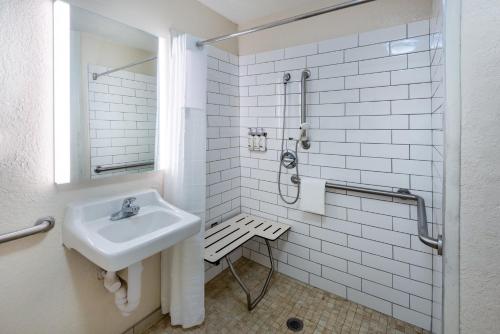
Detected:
[63,189,201,271]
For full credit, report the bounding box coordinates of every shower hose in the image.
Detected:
[278,79,301,204]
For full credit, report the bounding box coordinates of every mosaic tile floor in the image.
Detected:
[146,258,429,334]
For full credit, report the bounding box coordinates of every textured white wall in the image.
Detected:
[0,2,163,333]
[459,0,500,332]
[0,1,234,333]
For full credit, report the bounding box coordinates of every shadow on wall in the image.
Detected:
[64,247,162,332]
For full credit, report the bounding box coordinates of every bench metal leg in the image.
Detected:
[225,239,275,311]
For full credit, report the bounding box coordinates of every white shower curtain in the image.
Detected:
[156,33,207,328]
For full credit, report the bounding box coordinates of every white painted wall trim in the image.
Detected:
[442,0,461,333]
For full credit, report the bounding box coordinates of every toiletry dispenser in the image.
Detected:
[247,127,267,152]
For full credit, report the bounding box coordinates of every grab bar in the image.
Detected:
[328,183,442,254]
[293,178,443,254]
[0,217,55,244]
[94,161,154,174]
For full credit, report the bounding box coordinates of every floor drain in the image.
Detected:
[286,317,304,332]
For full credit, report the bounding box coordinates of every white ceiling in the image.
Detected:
[197,0,329,24]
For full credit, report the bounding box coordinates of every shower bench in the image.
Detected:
[203,213,290,310]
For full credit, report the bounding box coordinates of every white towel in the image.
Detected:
[299,178,326,215]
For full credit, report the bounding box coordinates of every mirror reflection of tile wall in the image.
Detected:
[88,65,157,179]
[69,5,158,183]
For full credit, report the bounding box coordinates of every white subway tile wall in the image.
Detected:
[237,20,435,331]
[88,65,156,178]
[205,46,241,227]
[203,46,243,280]
[202,20,438,331]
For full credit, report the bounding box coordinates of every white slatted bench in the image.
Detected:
[204,213,290,310]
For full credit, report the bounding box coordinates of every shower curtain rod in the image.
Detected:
[92,56,157,80]
[196,0,376,47]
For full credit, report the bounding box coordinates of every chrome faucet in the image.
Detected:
[110,197,140,221]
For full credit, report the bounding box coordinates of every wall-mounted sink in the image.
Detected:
[63,189,201,271]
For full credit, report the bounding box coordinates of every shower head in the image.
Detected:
[283,73,291,84]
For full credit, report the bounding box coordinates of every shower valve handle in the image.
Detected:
[281,150,297,169]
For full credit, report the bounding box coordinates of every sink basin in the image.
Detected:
[98,210,181,243]
[63,189,201,271]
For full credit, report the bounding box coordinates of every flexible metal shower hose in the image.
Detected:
[278,81,300,204]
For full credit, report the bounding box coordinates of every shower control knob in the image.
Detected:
[291,174,300,185]
[281,150,297,169]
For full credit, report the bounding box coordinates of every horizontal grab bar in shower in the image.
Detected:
[294,178,443,254]
[94,161,154,174]
[0,217,55,244]
[329,183,442,254]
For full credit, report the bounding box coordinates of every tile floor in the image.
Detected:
[146,258,429,334]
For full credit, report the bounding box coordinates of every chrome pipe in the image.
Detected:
[299,69,311,150]
[0,217,55,244]
[414,195,443,253]
[225,239,275,310]
[92,56,157,80]
[327,183,416,200]
[94,162,154,174]
[196,0,376,47]
[300,69,311,125]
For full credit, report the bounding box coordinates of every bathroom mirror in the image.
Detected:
[55,3,159,184]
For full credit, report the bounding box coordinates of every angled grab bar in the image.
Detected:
[0,217,55,244]
[292,178,443,254]
[413,194,443,253]
[327,183,442,255]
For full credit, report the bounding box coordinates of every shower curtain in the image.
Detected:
[156,33,207,328]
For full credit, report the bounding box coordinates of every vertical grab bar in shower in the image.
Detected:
[299,69,311,149]
[300,69,310,125]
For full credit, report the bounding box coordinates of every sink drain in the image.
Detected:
[286,317,304,332]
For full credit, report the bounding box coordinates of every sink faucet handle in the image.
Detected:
[122,197,137,208]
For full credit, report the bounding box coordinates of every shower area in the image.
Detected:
[200,0,448,333]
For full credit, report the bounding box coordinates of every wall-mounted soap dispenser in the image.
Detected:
[248,127,267,152]
[260,129,267,152]
[248,127,255,150]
